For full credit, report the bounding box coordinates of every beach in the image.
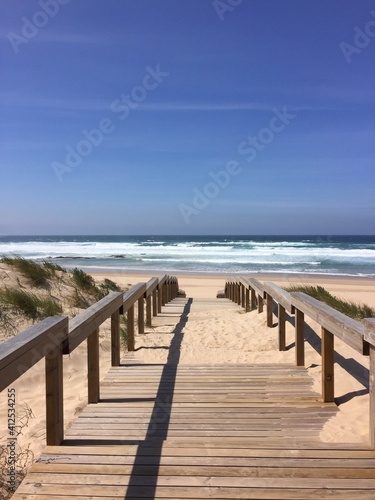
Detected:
[1,269,375,473]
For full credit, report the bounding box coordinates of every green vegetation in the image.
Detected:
[1,256,51,287]
[0,257,123,326]
[42,261,67,274]
[71,268,97,293]
[0,288,62,321]
[101,278,122,293]
[71,269,122,306]
[286,285,375,321]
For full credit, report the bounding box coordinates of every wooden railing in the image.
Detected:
[0,275,179,446]
[225,276,375,447]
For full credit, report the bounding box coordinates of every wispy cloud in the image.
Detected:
[0,93,110,112]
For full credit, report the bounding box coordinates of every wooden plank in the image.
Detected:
[152,289,158,317]
[321,327,334,403]
[295,309,305,367]
[138,297,145,334]
[278,304,286,351]
[111,309,120,367]
[247,278,264,299]
[370,344,375,449]
[87,329,100,404]
[0,316,68,392]
[123,283,147,312]
[146,295,152,327]
[364,318,375,347]
[67,292,123,353]
[45,343,64,445]
[245,287,250,311]
[250,288,256,310]
[145,277,159,298]
[291,292,368,355]
[127,305,135,352]
[266,293,273,327]
[365,320,375,449]
[263,282,295,315]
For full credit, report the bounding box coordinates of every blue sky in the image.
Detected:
[1,0,374,235]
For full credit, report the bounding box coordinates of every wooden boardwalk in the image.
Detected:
[12,297,375,499]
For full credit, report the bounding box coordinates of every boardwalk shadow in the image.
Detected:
[124,297,192,499]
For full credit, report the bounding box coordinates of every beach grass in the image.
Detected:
[0,287,62,321]
[285,284,375,321]
[0,256,52,287]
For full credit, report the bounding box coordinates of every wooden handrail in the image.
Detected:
[224,276,375,446]
[291,292,368,356]
[65,292,124,354]
[0,275,179,446]
[263,282,295,351]
[0,316,68,393]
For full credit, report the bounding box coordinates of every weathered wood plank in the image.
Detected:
[66,292,123,353]
[87,329,100,404]
[0,316,68,392]
[45,342,64,445]
[111,309,120,366]
[291,292,368,355]
[263,282,295,315]
[321,327,334,403]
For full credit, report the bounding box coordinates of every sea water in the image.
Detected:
[0,235,374,277]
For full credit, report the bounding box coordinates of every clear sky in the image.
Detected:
[1,0,374,235]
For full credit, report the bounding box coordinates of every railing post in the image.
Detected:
[250,288,256,310]
[162,283,167,306]
[257,294,264,314]
[245,287,250,311]
[322,327,334,403]
[157,286,162,312]
[127,304,135,351]
[153,289,158,316]
[370,345,375,448]
[295,309,305,366]
[138,297,145,334]
[278,304,286,351]
[111,309,121,366]
[266,293,273,327]
[87,328,100,404]
[241,284,245,308]
[146,294,152,327]
[237,283,241,306]
[45,343,64,446]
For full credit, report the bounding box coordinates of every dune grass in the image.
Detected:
[285,284,375,321]
[0,287,62,321]
[1,256,52,287]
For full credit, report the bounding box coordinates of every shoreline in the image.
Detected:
[90,270,375,307]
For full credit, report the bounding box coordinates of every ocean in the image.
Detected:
[0,235,374,278]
